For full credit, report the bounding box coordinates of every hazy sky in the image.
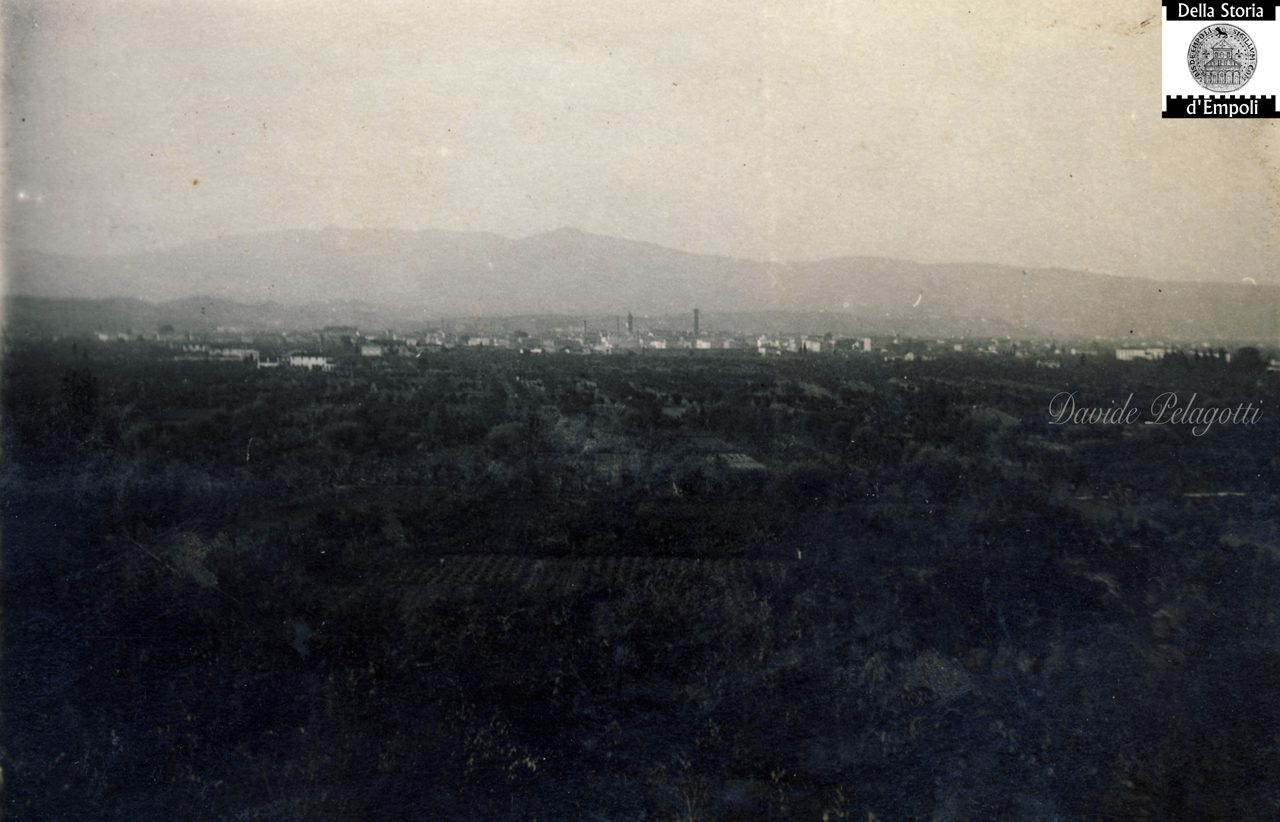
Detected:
[3,0,1278,281]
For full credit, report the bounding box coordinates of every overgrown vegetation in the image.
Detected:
[4,340,1279,819]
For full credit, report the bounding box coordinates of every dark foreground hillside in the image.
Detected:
[4,342,1279,820]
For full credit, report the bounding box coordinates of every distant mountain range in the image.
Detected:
[6,227,1278,342]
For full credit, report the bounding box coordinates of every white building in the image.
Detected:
[1115,347,1168,362]
[211,347,259,362]
[288,354,335,371]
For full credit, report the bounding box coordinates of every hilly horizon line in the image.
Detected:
[7,225,1278,344]
[6,224,1224,288]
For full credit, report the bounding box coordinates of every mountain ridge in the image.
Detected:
[6,228,1278,342]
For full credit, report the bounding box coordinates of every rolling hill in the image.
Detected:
[6,228,1277,341]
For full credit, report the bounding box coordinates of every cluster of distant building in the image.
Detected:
[171,344,330,370]
[1114,345,1280,370]
[79,313,1279,373]
[162,331,1090,369]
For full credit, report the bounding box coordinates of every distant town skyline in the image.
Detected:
[4,0,1278,283]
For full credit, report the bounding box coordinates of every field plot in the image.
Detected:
[386,553,794,603]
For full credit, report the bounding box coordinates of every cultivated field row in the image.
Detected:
[383,553,795,599]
